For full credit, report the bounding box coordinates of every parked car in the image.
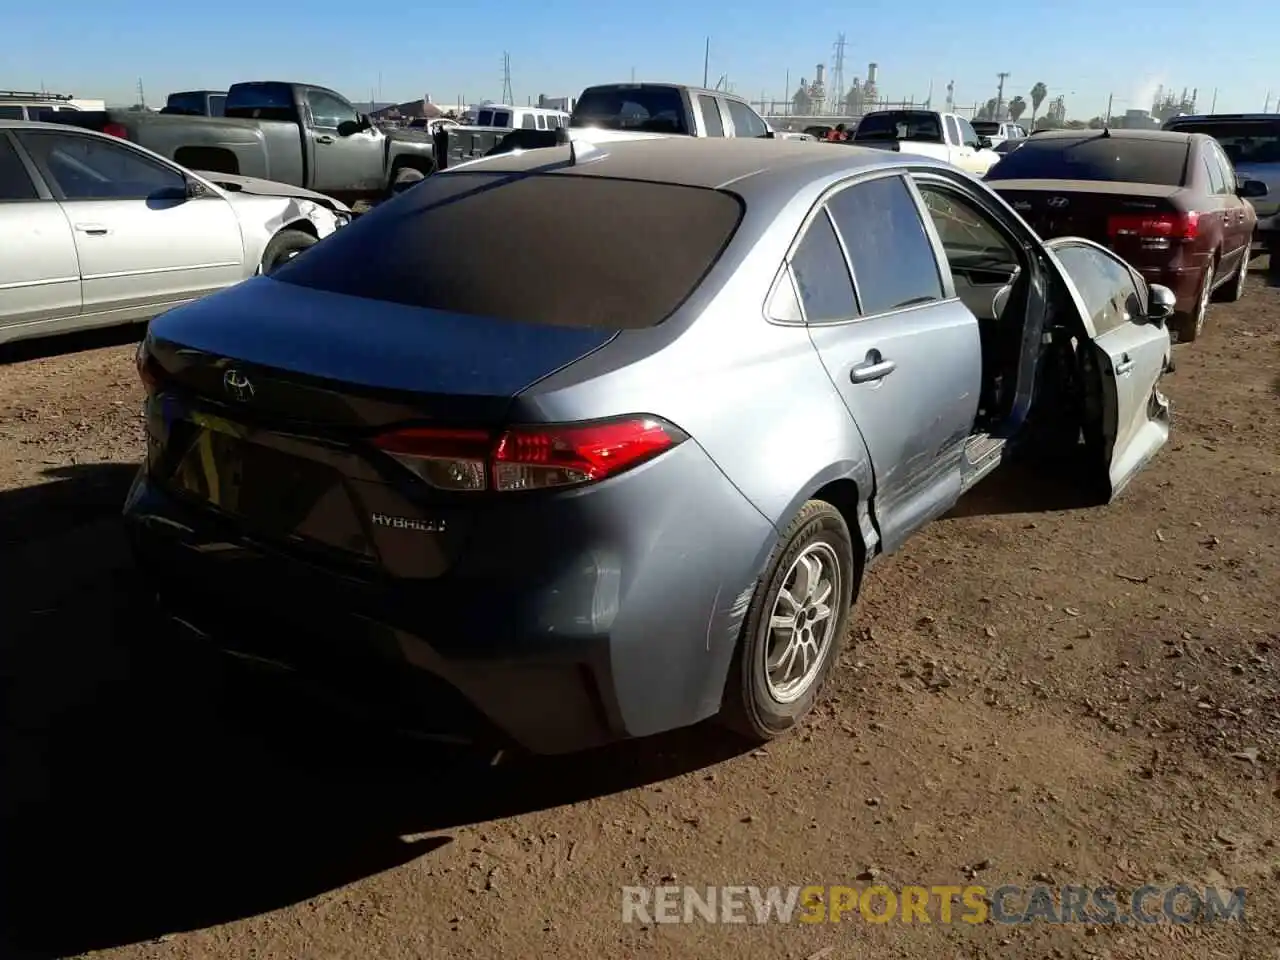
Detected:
[985,128,1266,342]
[124,138,1171,755]
[41,81,436,206]
[0,119,350,346]
[972,120,1029,149]
[851,109,1002,175]
[161,90,227,117]
[0,90,98,121]
[1161,113,1280,262]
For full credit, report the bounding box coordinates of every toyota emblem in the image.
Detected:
[1047,196,1070,208]
[223,368,254,402]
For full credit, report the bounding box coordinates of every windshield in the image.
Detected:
[1164,119,1280,165]
[570,86,688,134]
[273,172,744,329]
[854,112,944,143]
[985,136,1190,186]
[971,121,1001,136]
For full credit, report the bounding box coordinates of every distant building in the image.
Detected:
[538,94,575,112]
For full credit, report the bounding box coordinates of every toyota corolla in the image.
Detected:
[125,137,1172,754]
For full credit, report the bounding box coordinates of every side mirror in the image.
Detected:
[977,136,994,150]
[336,119,362,137]
[1237,179,1269,200]
[1147,283,1176,325]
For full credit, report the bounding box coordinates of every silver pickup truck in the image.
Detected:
[1163,113,1280,258]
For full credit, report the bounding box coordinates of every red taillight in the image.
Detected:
[1107,212,1199,242]
[373,417,686,493]
[103,122,129,139]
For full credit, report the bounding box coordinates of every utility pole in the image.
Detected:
[1105,92,1114,123]
[1265,90,1273,113]
[703,37,710,88]
[630,66,635,82]
[995,72,1009,119]
[1209,88,1218,113]
[136,77,146,110]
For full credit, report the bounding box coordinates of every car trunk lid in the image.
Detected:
[991,179,1191,259]
[143,278,618,578]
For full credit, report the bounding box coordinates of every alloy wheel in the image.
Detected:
[763,542,843,703]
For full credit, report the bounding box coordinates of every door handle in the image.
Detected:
[850,354,897,383]
[1115,356,1135,376]
[74,223,110,236]
[315,135,335,144]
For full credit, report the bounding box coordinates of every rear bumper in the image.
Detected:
[122,441,776,755]
[1135,262,1206,315]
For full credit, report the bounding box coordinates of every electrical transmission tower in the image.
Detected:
[500,52,514,106]
[136,77,146,109]
[995,71,1009,119]
[830,33,847,116]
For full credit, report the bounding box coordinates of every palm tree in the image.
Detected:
[1030,82,1048,128]
[1008,96,1027,122]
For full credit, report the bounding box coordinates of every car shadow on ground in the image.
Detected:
[944,456,1101,520]
[0,463,752,960]
[0,323,144,366]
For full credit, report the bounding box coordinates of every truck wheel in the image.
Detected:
[260,229,317,274]
[719,500,857,742]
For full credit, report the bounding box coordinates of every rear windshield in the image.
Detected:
[272,172,744,329]
[985,136,1190,186]
[1163,119,1280,165]
[971,121,1000,135]
[571,86,688,135]
[854,112,944,143]
[226,83,294,113]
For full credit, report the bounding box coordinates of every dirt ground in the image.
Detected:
[1,267,1278,960]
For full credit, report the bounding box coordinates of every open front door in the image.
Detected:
[1044,238,1172,500]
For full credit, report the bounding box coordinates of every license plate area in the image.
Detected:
[169,424,376,558]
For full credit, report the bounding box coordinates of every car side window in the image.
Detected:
[944,116,961,146]
[698,95,725,137]
[916,183,1017,267]
[788,210,857,322]
[307,89,359,130]
[725,99,769,138]
[827,175,944,316]
[1202,150,1228,195]
[956,117,981,149]
[521,113,536,129]
[0,105,24,120]
[1211,144,1237,194]
[1053,244,1144,337]
[0,135,39,200]
[15,131,186,201]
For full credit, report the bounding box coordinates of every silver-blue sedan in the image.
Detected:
[124,137,1172,754]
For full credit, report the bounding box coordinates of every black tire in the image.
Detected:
[387,162,432,198]
[1174,262,1213,343]
[1212,249,1249,303]
[260,229,317,274]
[719,500,858,741]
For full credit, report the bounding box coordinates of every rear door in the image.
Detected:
[0,131,81,335]
[1045,238,1170,498]
[799,172,979,550]
[13,128,245,323]
[1207,140,1252,269]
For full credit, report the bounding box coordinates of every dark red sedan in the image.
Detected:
[985,128,1267,342]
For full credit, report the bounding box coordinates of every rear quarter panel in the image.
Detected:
[519,195,877,569]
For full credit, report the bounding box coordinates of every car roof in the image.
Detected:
[0,118,94,130]
[1165,113,1278,123]
[578,81,752,104]
[442,136,943,194]
[1029,128,1197,143]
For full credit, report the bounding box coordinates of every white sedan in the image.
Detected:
[0,119,350,346]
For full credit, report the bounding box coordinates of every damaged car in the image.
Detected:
[125,139,1172,755]
[0,119,349,345]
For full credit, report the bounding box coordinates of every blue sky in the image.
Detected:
[7,0,1276,118]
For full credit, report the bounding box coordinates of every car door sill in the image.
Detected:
[961,432,1007,492]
